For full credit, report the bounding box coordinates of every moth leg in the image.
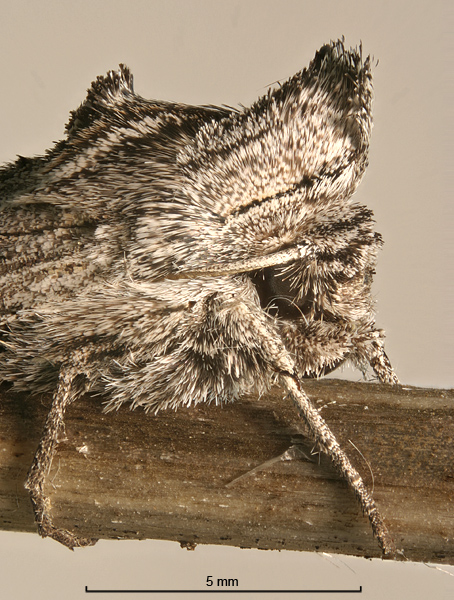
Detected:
[281,373,396,556]
[367,335,399,385]
[25,364,97,549]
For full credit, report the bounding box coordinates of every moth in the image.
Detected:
[0,40,399,553]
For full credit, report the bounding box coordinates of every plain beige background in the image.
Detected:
[0,1,452,599]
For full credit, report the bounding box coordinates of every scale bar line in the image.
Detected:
[85,586,362,594]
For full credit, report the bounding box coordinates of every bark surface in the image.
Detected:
[0,380,452,563]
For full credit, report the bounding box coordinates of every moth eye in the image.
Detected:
[251,266,308,320]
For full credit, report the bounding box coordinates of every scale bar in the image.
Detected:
[85,586,362,594]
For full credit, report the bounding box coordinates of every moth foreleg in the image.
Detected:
[281,373,396,556]
[367,335,399,385]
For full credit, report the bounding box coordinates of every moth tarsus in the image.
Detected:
[0,39,398,554]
